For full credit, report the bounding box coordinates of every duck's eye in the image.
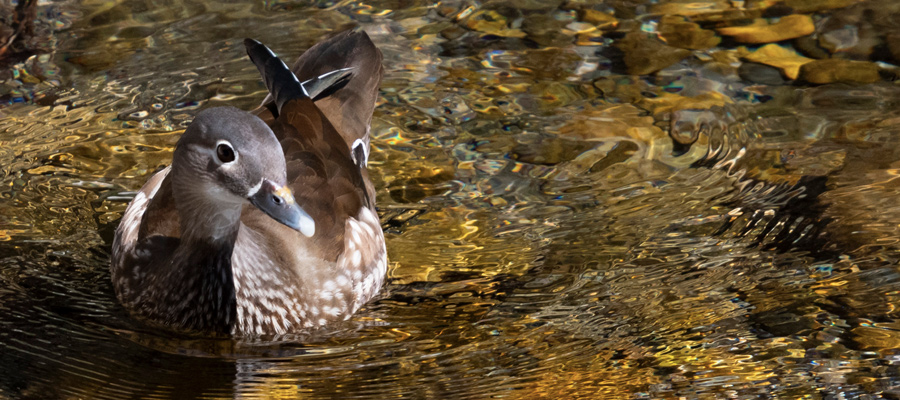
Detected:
[216,143,236,163]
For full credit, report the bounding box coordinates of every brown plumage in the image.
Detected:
[111,30,386,335]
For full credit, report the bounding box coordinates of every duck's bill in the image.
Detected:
[248,182,315,237]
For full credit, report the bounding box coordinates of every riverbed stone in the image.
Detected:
[651,0,733,18]
[784,0,862,13]
[717,14,815,43]
[465,10,527,38]
[798,58,880,84]
[580,9,617,28]
[888,33,900,64]
[617,32,691,75]
[658,15,721,50]
[742,44,813,79]
[794,36,831,59]
[739,62,789,84]
[522,13,570,46]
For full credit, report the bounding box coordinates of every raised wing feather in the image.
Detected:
[257,30,383,151]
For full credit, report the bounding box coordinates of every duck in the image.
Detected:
[110,30,386,336]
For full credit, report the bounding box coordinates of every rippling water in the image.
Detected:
[3,0,900,398]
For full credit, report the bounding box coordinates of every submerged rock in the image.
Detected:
[638,91,734,116]
[717,14,815,43]
[798,58,880,84]
[0,0,43,64]
[742,44,814,80]
[814,5,883,60]
[522,13,570,46]
[739,62,789,85]
[658,15,721,50]
[651,0,734,19]
[888,33,900,65]
[580,9,617,28]
[784,0,863,13]
[464,10,526,38]
[617,32,691,75]
[794,36,832,59]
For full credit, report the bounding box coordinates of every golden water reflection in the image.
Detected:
[3,0,900,398]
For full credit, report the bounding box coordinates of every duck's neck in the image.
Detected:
[172,176,246,243]
[155,174,244,333]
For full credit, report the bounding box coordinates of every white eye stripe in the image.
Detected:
[246,178,263,198]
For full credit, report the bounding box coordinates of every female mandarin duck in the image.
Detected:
[111,30,386,335]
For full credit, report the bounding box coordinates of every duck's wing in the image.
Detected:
[110,167,186,319]
[234,33,385,333]
[253,30,384,167]
[291,30,383,153]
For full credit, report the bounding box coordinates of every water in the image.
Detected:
[3,0,900,398]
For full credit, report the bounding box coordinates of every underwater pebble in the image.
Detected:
[887,33,900,65]
[617,32,691,75]
[658,15,721,50]
[742,44,813,80]
[717,14,815,43]
[738,62,789,85]
[522,13,570,47]
[580,9,617,28]
[793,36,831,59]
[784,0,860,13]
[464,10,526,38]
[798,58,880,84]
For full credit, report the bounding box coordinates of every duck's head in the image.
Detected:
[171,106,315,237]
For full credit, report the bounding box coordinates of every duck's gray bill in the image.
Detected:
[248,182,315,237]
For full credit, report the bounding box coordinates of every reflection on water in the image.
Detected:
[3,0,900,398]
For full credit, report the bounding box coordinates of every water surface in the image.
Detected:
[2,0,900,398]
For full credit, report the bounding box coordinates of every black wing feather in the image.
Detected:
[303,68,354,101]
[244,38,307,113]
[244,38,355,113]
